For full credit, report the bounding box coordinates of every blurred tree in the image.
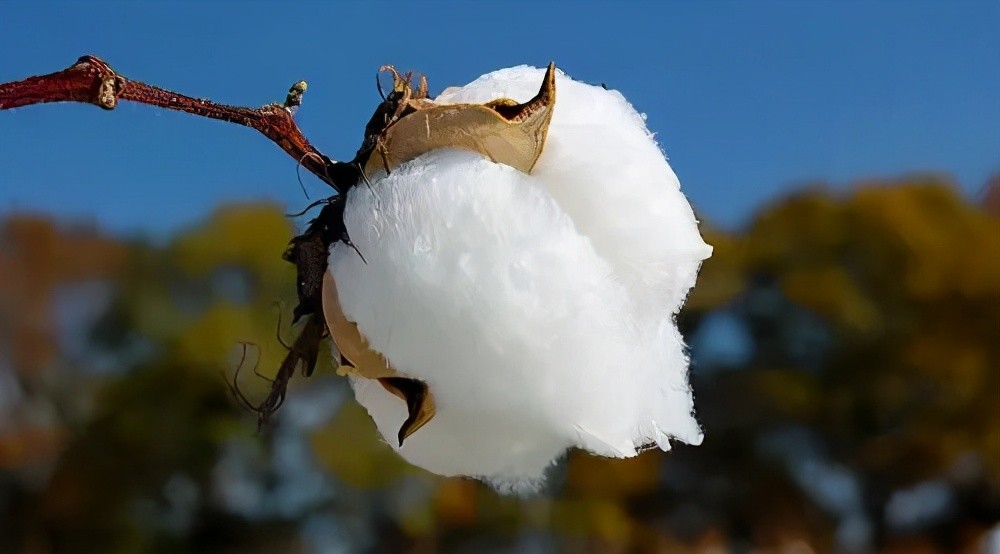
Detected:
[2,176,997,553]
[681,175,1000,551]
[0,204,324,552]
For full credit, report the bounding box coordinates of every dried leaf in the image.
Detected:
[363,62,556,176]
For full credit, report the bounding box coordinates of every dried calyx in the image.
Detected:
[261,63,557,441]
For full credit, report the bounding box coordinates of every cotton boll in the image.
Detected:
[333,151,647,491]
[329,67,711,493]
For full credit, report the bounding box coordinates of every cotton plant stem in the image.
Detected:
[0,55,355,194]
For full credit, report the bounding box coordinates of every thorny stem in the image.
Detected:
[0,55,357,194]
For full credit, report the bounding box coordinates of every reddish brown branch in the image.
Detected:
[0,55,356,194]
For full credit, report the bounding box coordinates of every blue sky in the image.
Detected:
[1,0,997,235]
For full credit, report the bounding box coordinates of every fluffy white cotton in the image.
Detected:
[329,67,712,493]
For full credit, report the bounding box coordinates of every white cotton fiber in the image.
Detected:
[328,67,712,493]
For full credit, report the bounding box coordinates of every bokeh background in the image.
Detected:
[1,1,998,552]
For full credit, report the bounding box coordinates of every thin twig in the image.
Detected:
[0,55,357,194]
